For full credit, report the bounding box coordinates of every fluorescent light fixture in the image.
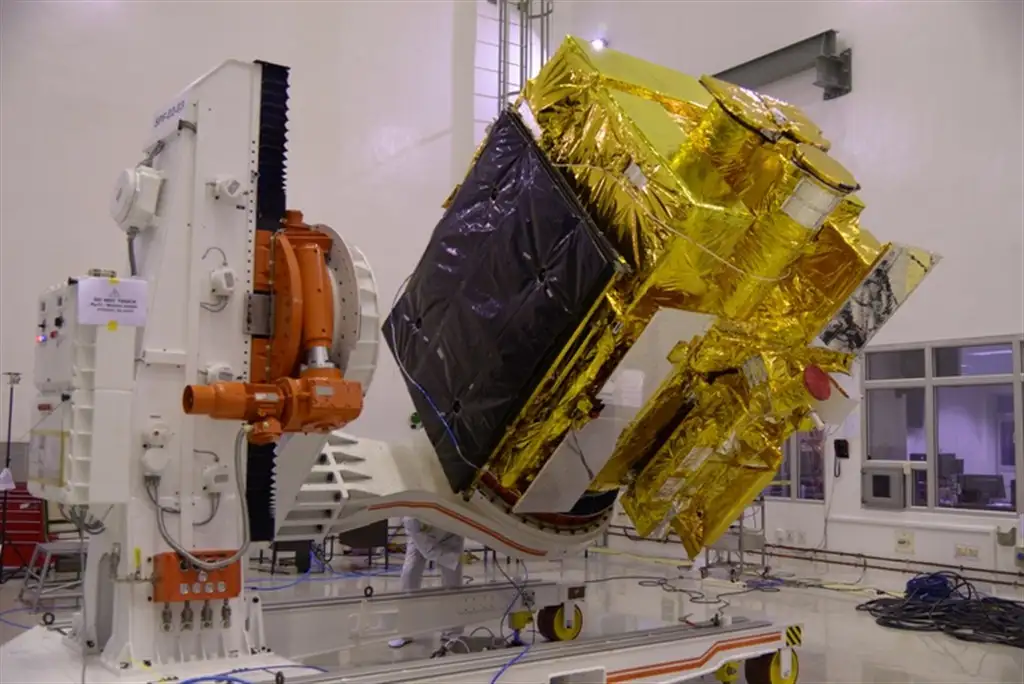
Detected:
[967,349,1011,357]
[590,38,608,51]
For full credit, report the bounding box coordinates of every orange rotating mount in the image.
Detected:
[183,210,363,444]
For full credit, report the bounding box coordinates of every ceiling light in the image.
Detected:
[590,38,608,51]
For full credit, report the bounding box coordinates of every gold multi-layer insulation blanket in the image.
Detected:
[475,36,938,556]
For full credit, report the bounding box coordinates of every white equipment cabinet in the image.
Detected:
[29,277,140,505]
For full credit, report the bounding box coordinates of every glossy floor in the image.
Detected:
[2,550,1021,683]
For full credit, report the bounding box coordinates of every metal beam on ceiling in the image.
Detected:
[713,29,853,100]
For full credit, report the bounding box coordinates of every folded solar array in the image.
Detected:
[384,110,620,493]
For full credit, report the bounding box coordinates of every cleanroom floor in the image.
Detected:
[2,548,1021,683]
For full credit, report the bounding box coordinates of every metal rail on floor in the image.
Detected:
[285,618,794,684]
[260,579,576,661]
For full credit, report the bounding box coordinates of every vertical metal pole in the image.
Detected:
[498,0,508,115]
[0,373,21,583]
[518,1,528,99]
[924,345,937,509]
[523,0,532,85]
[543,0,553,64]
[1012,340,1023,514]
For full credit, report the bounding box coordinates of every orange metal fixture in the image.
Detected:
[184,209,363,441]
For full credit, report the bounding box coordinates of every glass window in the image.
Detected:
[865,388,926,460]
[911,470,928,507]
[866,350,925,380]
[766,449,791,498]
[796,430,826,500]
[934,343,1014,377]
[935,384,1016,512]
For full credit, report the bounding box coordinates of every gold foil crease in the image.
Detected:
[459,36,939,558]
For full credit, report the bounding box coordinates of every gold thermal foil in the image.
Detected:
[458,36,939,558]
[760,93,832,151]
[727,195,888,348]
[613,328,855,554]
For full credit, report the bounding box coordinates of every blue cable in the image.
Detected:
[179,664,327,684]
[0,607,32,630]
[245,549,381,591]
[384,314,469,466]
[906,572,956,601]
[490,643,531,683]
[178,676,252,684]
[245,566,401,592]
[225,664,327,677]
[492,561,531,680]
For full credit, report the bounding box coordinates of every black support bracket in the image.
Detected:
[713,29,853,101]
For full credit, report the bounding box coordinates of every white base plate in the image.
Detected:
[0,627,303,683]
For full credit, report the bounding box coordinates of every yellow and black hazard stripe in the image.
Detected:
[785,625,803,646]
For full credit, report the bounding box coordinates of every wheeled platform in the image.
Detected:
[286,618,802,684]
[3,595,802,684]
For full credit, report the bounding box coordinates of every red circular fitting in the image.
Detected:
[803,365,832,401]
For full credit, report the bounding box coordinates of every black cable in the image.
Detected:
[568,430,594,480]
[584,573,774,610]
[856,571,1024,649]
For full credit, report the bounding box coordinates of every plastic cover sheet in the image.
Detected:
[384,111,620,493]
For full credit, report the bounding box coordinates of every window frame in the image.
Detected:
[765,430,827,504]
[861,334,1024,515]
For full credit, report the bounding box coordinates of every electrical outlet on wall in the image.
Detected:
[895,530,915,555]
[954,544,980,560]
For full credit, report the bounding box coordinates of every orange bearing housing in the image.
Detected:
[183,210,363,443]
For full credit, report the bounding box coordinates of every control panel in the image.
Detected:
[152,551,242,604]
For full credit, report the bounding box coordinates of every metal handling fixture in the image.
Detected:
[1,34,937,684]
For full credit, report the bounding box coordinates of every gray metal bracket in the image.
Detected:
[713,29,853,100]
[815,46,853,100]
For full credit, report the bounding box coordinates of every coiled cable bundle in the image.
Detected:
[856,571,1024,649]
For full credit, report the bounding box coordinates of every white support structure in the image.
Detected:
[1,58,803,684]
[25,60,273,674]
[273,430,608,559]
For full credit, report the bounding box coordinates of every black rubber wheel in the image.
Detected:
[41,612,56,626]
[745,650,799,684]
[535,604,584,642]
[274,672,285,684]
[745,654,774,684]
[363,585,374,598]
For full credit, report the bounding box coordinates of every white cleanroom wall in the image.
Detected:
[559,0,1024,572]
[0,1,478,443]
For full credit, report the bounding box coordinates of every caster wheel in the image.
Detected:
[699,567,709,579]
[536,604,583,642]
[745,649,799,684]
[714,660,740,683]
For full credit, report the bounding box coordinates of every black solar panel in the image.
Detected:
[384,110,619,493]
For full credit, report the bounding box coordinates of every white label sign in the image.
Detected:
[77,277,148,327]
